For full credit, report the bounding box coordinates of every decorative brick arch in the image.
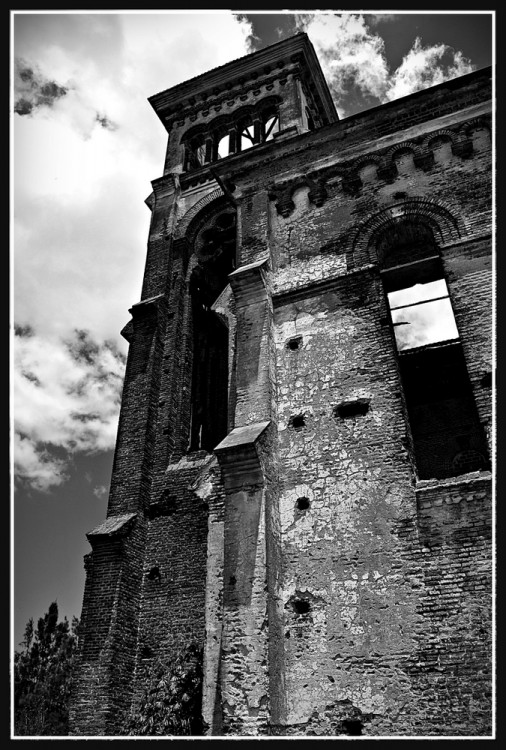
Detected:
[173,188,226,242]
[354,153,382,170]
[346,198,466,270]
[422,128,458,151]
[461,116,491,136]
[386,140,421,162]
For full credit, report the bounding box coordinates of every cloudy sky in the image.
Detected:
[11,10,493,648]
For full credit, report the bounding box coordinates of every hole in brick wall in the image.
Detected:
[480,371,492,387]
[147,566,161,582]
[141,645,153,659]
[334,398,370,419]
[290,414,305,429]
[229,575,236,586]
[295,496,310,518]
[287,336,302,351]
[148,492,177,519]
[342,719,363,736]
[292,599,310,615]
[285,631,291,638]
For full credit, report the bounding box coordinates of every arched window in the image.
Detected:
[182,100,281,170]
[377,219,489,480]
[188,211,236,452]
[184,134,206,171]
[237,114,258,152]
[261,105,280,142]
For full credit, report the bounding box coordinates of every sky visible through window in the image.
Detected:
[388,279,459,351]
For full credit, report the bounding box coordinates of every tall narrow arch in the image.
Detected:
[187,207,237,452]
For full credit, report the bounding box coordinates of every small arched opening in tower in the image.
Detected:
[189,210,236,453]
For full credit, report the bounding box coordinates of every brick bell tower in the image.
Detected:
[70,33,338,736]
[71,31,493,738]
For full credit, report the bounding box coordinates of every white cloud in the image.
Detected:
[295,13,475,115]
[12,12,254,492]
[364,13,401,27]
[385,37,474,102]
[13,328,126,491]
[14,433,70,493]
[295,13,389,109]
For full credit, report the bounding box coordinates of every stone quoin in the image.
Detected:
[69,33,493,737]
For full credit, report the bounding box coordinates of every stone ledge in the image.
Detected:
[215,421,271,490]
[86,513,137,541]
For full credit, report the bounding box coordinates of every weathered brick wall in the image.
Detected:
[71,46,492,737]
[131,454,210,710]
[273,272,421,732]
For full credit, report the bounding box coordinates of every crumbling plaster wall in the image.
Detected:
[261,113,491,734]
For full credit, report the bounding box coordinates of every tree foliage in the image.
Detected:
[126,641,207,736]
[14,601,79,736]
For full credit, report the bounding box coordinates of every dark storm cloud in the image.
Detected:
[66,329,100,366]
[22,371,41,387]
[14,58,68,115]
[15,323,35,338]
[95,113,118,131]
[14,328,127,491]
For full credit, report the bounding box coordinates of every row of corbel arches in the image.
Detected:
[267,117,491,217]
[181,96,282,171]
[344,117,491,189]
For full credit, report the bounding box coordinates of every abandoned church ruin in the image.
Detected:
[70,34,493,736]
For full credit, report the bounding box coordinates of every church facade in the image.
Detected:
[70,34,493,737]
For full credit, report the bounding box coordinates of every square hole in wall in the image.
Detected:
[334,398,370,419]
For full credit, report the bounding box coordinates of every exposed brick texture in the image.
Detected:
[70,34,493,738]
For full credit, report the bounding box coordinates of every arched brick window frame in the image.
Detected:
[346,198,466,271]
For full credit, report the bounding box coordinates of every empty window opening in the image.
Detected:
[184,136,206,171]
[305,106,315,131]
[217,133,231,159]
[263,111,280,141]
[183,104,280,169]
[387,278,458,352]
[290,414,305,429]
[147,566,161,582]
[334,398,370,419]
[342,719,363,736]
[287,336,302,351]
[239,119,257,152]
[292,599,310,616]
[480,371,492,388]
[189,211,236,453]
[376,218,489,480]
[296,496,310,512]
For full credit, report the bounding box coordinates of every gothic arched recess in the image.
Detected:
[186,206,237,452]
